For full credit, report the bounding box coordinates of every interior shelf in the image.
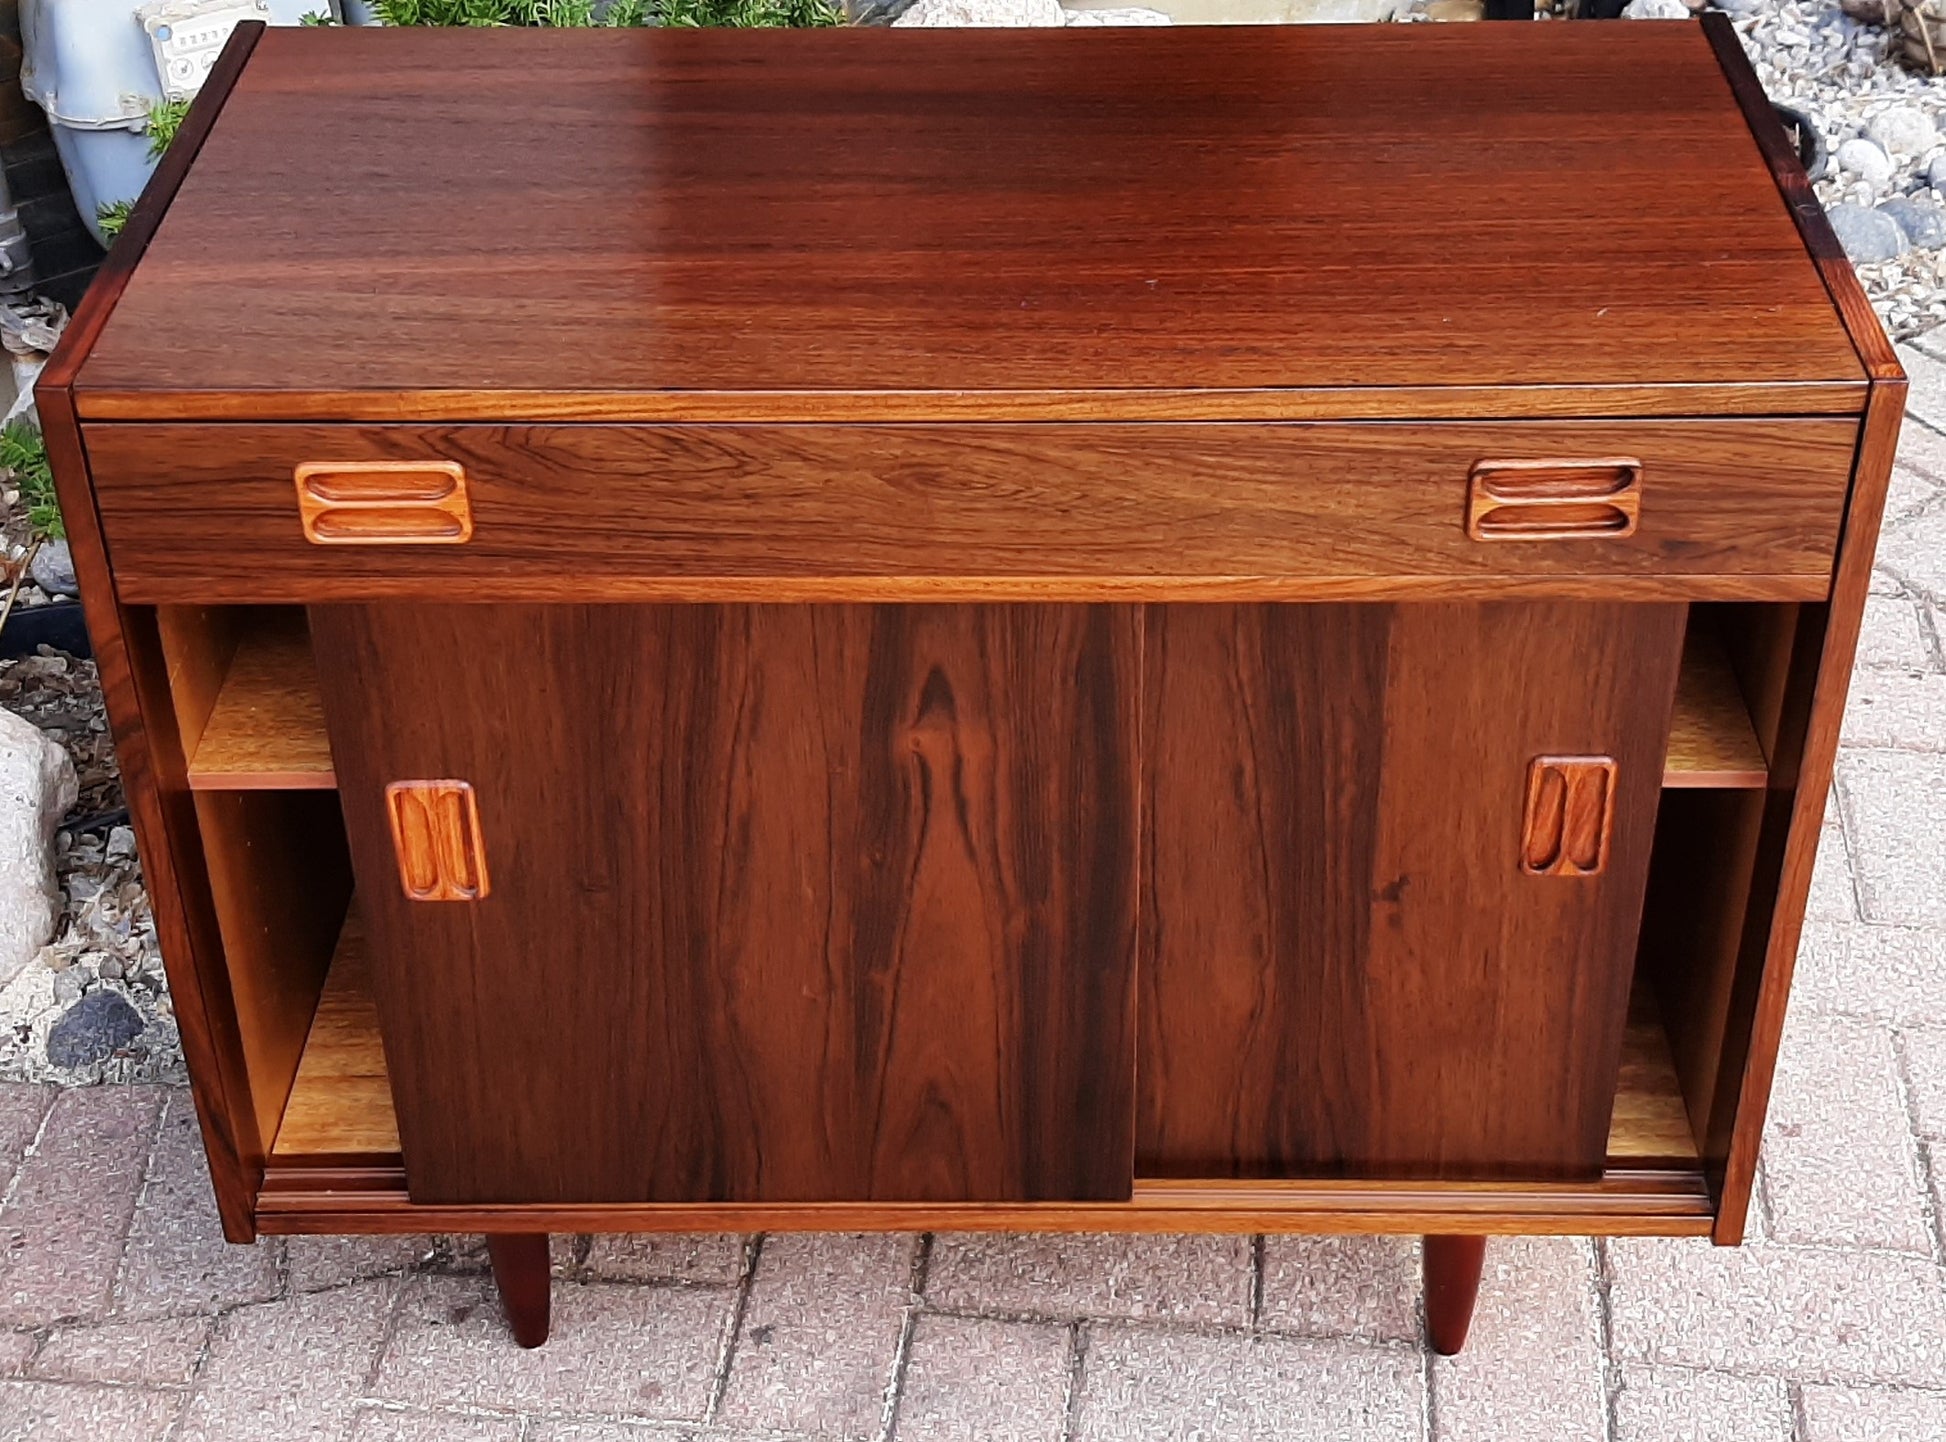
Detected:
[269,906,1699,1174]
[272,911,398,1163]
[188,613,1759,798]
[1663,628,1767,790]
[185,610,336,791]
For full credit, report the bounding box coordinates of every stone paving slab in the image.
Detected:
[1258,1233,1420,1343]
[1761,1012,1933,1253]
[1432,1237,1605,1442]
[718,1232,916,1440]
[0,1378,183,1442]
[926,1232,1251,1327]
[113,1087,281,1319]
[1802,1382,1946,1441]
[0,1085,159,1327]
[375,1273,731,1423]
[1608,1237,1946,1387]
[1611,1364,1795,1442]
[29,1313,212,1386]
[175,1279,400,1442]
[896,1313,1073,1442]
[1072,1325,1425,1442]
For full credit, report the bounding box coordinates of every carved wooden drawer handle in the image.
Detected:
[1466,458,1641,541]
[295,461,472,545]
[1520,756,1616,877]
[386,780,490,901]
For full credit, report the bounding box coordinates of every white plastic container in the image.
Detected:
[20,0,348,248]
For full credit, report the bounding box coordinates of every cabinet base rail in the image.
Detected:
[252,1167,1715,1239]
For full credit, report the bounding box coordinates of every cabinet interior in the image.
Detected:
[153,601,1797,1195]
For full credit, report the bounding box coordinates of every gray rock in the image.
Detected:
[45,990,145,1069]
[1621,0,1688,15]
[27,538,77,597]
[1828,201,1909,262]
[1063,4,1170,19]
[1713,0,1760,12]
[1881,195,1946,249]
[1929,153,1946,195]
[0,709,77,988]
[1837,137,1895,185]
[1866,105,1937,158]
[96,957,123,981]
[894,0,1064,22]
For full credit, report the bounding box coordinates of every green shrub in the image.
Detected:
[143,97,192,160]
[96,199,134,243]
[376,0,837,24]
[2,420,62,543]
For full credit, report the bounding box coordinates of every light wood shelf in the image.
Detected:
[270,909,1697,1172]
[1663,628,1767,790]
[186,611,336,791]
[272,913,398,1162]
[1607,984,1698,1167]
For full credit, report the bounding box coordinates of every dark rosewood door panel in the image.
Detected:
[309,603,1140,1205]
[1139,602,1686,1182]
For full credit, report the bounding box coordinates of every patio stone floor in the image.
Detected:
[4,349,1946,1440]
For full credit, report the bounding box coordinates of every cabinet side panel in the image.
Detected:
[310,602,1139,1206]
[26,23,269,1242]
[1706,382,1906,1243]
[1140,602,1685,1182]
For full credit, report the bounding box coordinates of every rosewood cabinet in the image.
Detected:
[39,19,1904,1354]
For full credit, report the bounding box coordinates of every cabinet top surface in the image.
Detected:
[72,23,1868,422]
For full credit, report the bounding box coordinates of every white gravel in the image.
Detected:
[1727,0,1946,338]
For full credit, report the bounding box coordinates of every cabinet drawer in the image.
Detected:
[85,419,1858,603]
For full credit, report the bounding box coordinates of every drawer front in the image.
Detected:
[86,419,1857,602]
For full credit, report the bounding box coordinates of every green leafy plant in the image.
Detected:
[143,97,192,161]
[96,199,135,243]
[658,0,836,23]
[300,8,339,20]
[376,0,835,24]
[0,420,62,637]
[2,420,60,544]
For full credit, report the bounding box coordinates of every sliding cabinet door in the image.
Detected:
[1140,602,1686,1182]
[311,603,1140,1206]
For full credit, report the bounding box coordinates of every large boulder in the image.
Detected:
[0,708,77,986]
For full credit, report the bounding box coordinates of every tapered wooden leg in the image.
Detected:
[1423,1234,1487,1356]
[486,1233,552,1348]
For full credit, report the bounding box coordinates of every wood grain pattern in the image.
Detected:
[309,602,1140,1206]
[1520,757,1617,877]
[32,21,271,1242]
[156,607,245,755]
[294,461,472,546]
[83,420,1857,604]
[194,789,353,1165]
[265,907,1697,1173]
[152,605,1768,796]
[1702,13,1903,386]
[72,26,1861,421]
[271,911,399,1164]
[1139,603,1686,1183]
[1694,18,1906,1243]
[186,610,335,790]
[1424,1235,1488,1356]
[1609,981,1701,1166]
[1466,459,1641,542]
[384,782,489,902]
[1709,385,1907,1243]
[487,1235,552,1349]
[1663,625,1768,789]
[252,1170,1717,1238]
